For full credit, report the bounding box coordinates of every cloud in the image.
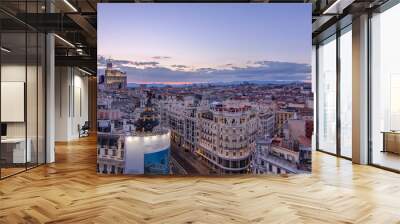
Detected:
[152,56,171,60]
[215,61,311,76]
[171,64,189,69]
[98,56,311,83]
[113,59,132,64]
[195,67,217,73]
[253,61,311,74]
[99,57,159,68]
[133,61,159,66]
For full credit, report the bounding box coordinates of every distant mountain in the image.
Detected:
[127,83,170,88]
[127,80,309,88]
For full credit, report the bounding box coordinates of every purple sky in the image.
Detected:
[98,3,311,84]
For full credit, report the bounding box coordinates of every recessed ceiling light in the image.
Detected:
[63,0,78,12]
[78,67,93,76]
[54,34,75,48]
[1,47,11,53]
[323,0,354,15]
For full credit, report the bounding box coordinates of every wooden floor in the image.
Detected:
[0,167,26,178]
[1,136,400,224]
[372,151,400,171]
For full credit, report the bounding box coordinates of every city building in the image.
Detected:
[259,110,275,137]
[252,138,307,175]
[275,111,295,135]
[197,101,259,174]
[160,95,205,153]
[103,61,127,90]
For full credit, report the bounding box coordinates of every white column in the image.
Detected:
[352,14,369,164]
[54,67,73,141]
[46,32,55,163]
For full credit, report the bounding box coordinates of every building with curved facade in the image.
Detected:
[197,101,259,174]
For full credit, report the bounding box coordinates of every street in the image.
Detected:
[170,142,212,175]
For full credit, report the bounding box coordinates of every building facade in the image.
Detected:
[104,61,127,90]
[197,101,259,174]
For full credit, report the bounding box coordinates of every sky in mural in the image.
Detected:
[98,3,311,84]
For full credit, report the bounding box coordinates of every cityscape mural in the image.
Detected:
[97,3,313,175]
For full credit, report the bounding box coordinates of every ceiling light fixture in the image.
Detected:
[78,67,93,76]
[323,0,341,14]
[54,34,75,48]
[1,47,11,53]
[323,0,354,15]
[63,0,78,12]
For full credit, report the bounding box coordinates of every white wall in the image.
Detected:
[1,64,26,138]
[55,67,89,141]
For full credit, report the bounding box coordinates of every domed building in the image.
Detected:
[124,91,171,175]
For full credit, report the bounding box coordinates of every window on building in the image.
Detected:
[111,165,116,174]
[103,164,108,174]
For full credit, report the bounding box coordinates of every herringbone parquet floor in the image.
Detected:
[1,135,400,224]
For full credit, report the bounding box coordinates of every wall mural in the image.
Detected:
[97,3,313,175]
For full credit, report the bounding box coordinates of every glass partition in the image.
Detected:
[1,31,28,177]
[0,2,46,179]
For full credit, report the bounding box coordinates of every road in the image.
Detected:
[170,143,212,175]
[170,157,188,175]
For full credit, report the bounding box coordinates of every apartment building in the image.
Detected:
[102,62,127,90]
[197,101,259,174]
[96,62,132,174]
[275,110,295,134]
[252,138,305,175]
[259,111,275,137]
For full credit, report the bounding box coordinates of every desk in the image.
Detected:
[382,131,400,154]
[1,138,31,163]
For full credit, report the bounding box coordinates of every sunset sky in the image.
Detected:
[98,3,311,84]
